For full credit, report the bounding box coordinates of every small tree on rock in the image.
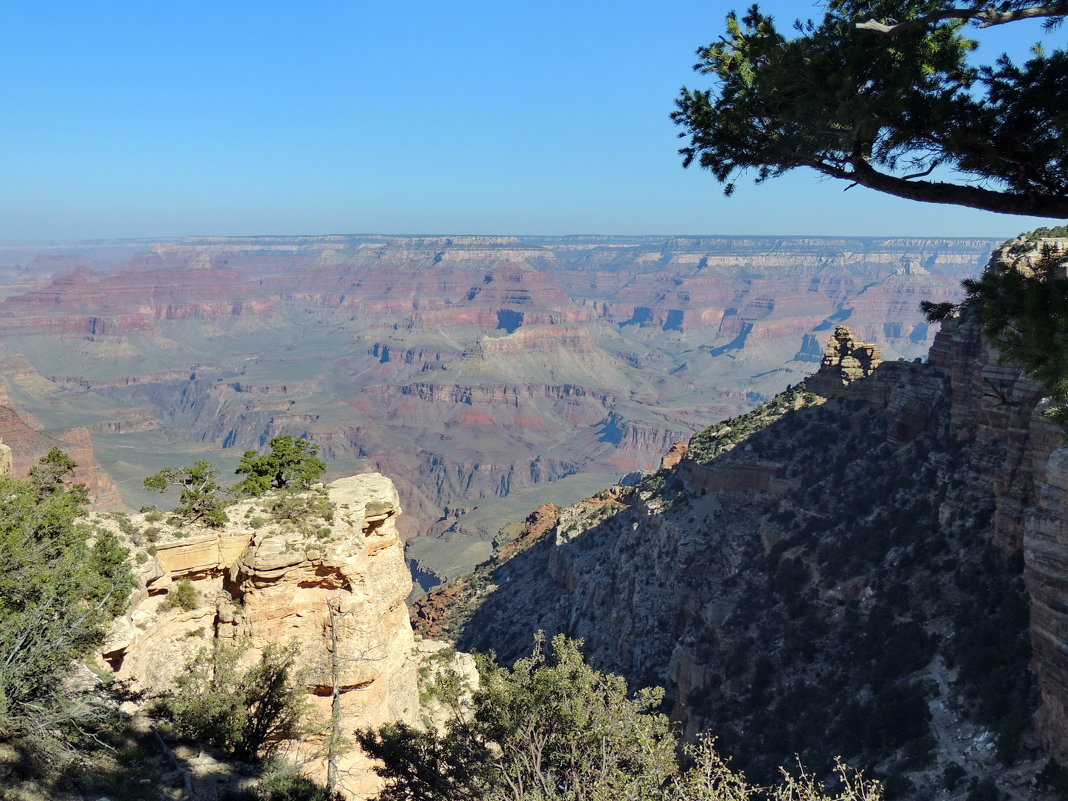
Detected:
[144,459,230,527]
[235,435,327,497]
[152,641,307,764]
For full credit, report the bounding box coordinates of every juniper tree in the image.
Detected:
[144,459,230,527]
[235,435,327,496]
[0,451,134,755]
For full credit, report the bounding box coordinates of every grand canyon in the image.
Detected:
[0,234,999,583]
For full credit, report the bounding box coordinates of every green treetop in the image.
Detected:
[234,435,327,497]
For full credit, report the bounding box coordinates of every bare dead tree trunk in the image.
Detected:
[327,598,342,797]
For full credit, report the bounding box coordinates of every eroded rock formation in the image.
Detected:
[100,474,471,798]
[806,325,882,398]
[0,235,998,581]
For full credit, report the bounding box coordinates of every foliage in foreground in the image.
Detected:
[219,759,340,801]
[673,1,1068,217]
[151,641,307,763]
[357,634,881,801]
[0,448,134,755]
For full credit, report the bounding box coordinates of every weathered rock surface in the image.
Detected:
[100,474,472,799]
[806,325,882,398]
[1030,447,1068,756]
[923,240,1068,759]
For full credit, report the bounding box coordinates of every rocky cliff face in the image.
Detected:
[444,239,1068,799]
[100,474,471,799]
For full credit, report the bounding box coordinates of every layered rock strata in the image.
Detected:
[101,474,471,798]
[0,234,998,584]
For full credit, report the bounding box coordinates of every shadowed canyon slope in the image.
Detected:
[0,235,998,580]
[442,240,1068,799]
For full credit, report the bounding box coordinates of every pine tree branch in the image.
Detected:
[856,3,1068,34]
[803,156,1068,217]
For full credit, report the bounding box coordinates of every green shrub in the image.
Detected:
[165,578,199,612]
[257,760,335,801]
[267,488,334,528]
[151,642,306,764]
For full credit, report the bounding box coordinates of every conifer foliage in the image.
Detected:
[235,435,326,496]
[673,1,1068,217]
[0,449,134,753]
[357,634,881,801]
[151,641,306,764]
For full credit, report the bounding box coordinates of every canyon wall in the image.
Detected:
[0,235,999,580]
[0,355,119,507]
[445,239,1068,798]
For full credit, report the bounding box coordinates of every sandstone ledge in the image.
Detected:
[97,473,472,799]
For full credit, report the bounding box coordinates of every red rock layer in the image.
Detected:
[0,385,120,507]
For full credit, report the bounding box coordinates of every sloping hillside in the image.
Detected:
[433,242,1068,799]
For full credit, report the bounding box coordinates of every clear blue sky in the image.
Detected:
[0,1,1060,241]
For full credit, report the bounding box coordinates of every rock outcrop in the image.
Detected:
[100,474,472,799]
[806,325,882,398]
